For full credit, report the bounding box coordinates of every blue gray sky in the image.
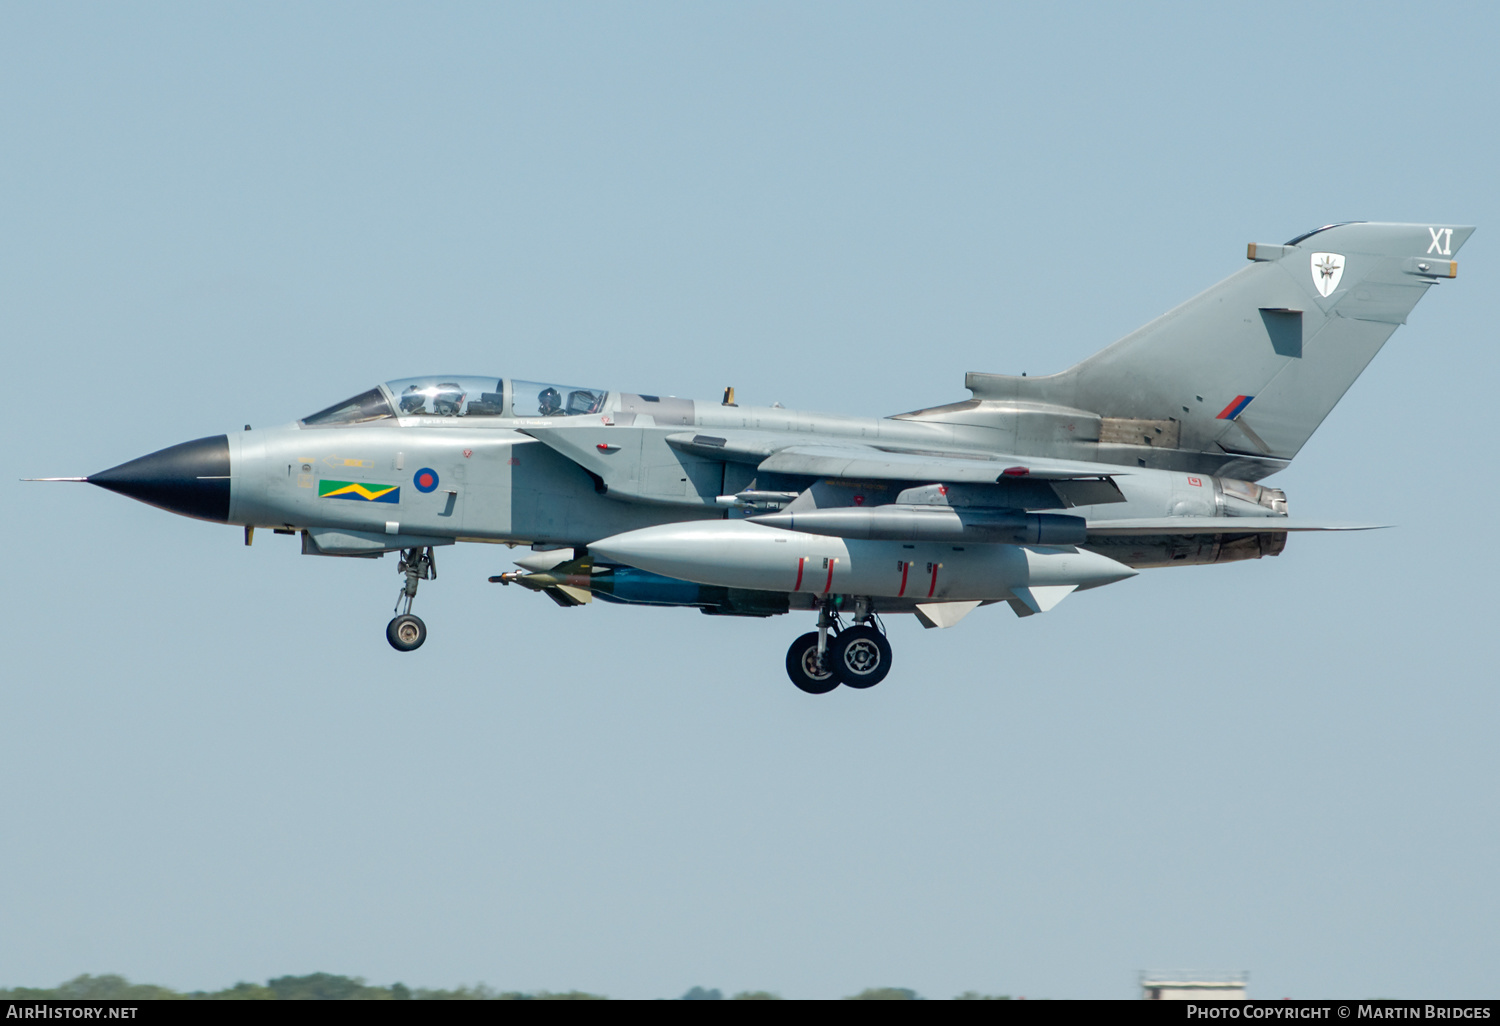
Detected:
[4,2,1497,999]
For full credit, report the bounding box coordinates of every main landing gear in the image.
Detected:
[785,599,892,694]
[387,546,436,652]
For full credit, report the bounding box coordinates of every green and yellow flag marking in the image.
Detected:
[318,480,400,503]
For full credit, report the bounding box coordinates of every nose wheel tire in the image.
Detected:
[387,613,427,652]
[830,625,892,689]
[785,631,841,694]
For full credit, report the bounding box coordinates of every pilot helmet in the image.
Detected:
[538,387,561,415]
[432,383,466,416]
[398,385,428,414]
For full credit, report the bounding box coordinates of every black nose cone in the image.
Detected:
[89,435,231,522]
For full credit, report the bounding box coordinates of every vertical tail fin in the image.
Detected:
[968,222,1473,466]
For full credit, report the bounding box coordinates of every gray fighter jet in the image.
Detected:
[37,222,1471,693]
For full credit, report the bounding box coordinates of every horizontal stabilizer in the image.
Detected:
[1085,517,1386,536]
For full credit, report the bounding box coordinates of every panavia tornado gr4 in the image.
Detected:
[40,222,1471,693]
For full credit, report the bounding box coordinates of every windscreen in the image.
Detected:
[301,388,395,426]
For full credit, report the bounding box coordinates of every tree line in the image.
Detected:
[0,974,1013,1000]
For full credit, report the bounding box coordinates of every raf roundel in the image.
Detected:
[413,468,440,493]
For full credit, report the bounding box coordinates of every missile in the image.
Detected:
[590,520,1136,604]
[748,505,1086,544]
[491,557,598,606]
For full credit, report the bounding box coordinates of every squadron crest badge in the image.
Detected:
[1310,252,1344,298]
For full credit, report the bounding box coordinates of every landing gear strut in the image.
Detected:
[784,599,892,693]
[387,546,436,652]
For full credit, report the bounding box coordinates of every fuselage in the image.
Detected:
[79,373,1291,638]
[216,378,1284,565]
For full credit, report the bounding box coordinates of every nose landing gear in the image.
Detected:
[387,546,436,651]
[784,599,891,693]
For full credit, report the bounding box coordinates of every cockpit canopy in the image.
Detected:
[300,376,608,426]
[386,376,506,418]
[512,379,608,417]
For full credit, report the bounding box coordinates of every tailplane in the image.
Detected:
[966,222,1473,473]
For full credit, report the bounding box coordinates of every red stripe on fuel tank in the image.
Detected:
[794,557,805,591]
[898,561,910,597]
[823,559,836,595]
[928,563,940,598]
